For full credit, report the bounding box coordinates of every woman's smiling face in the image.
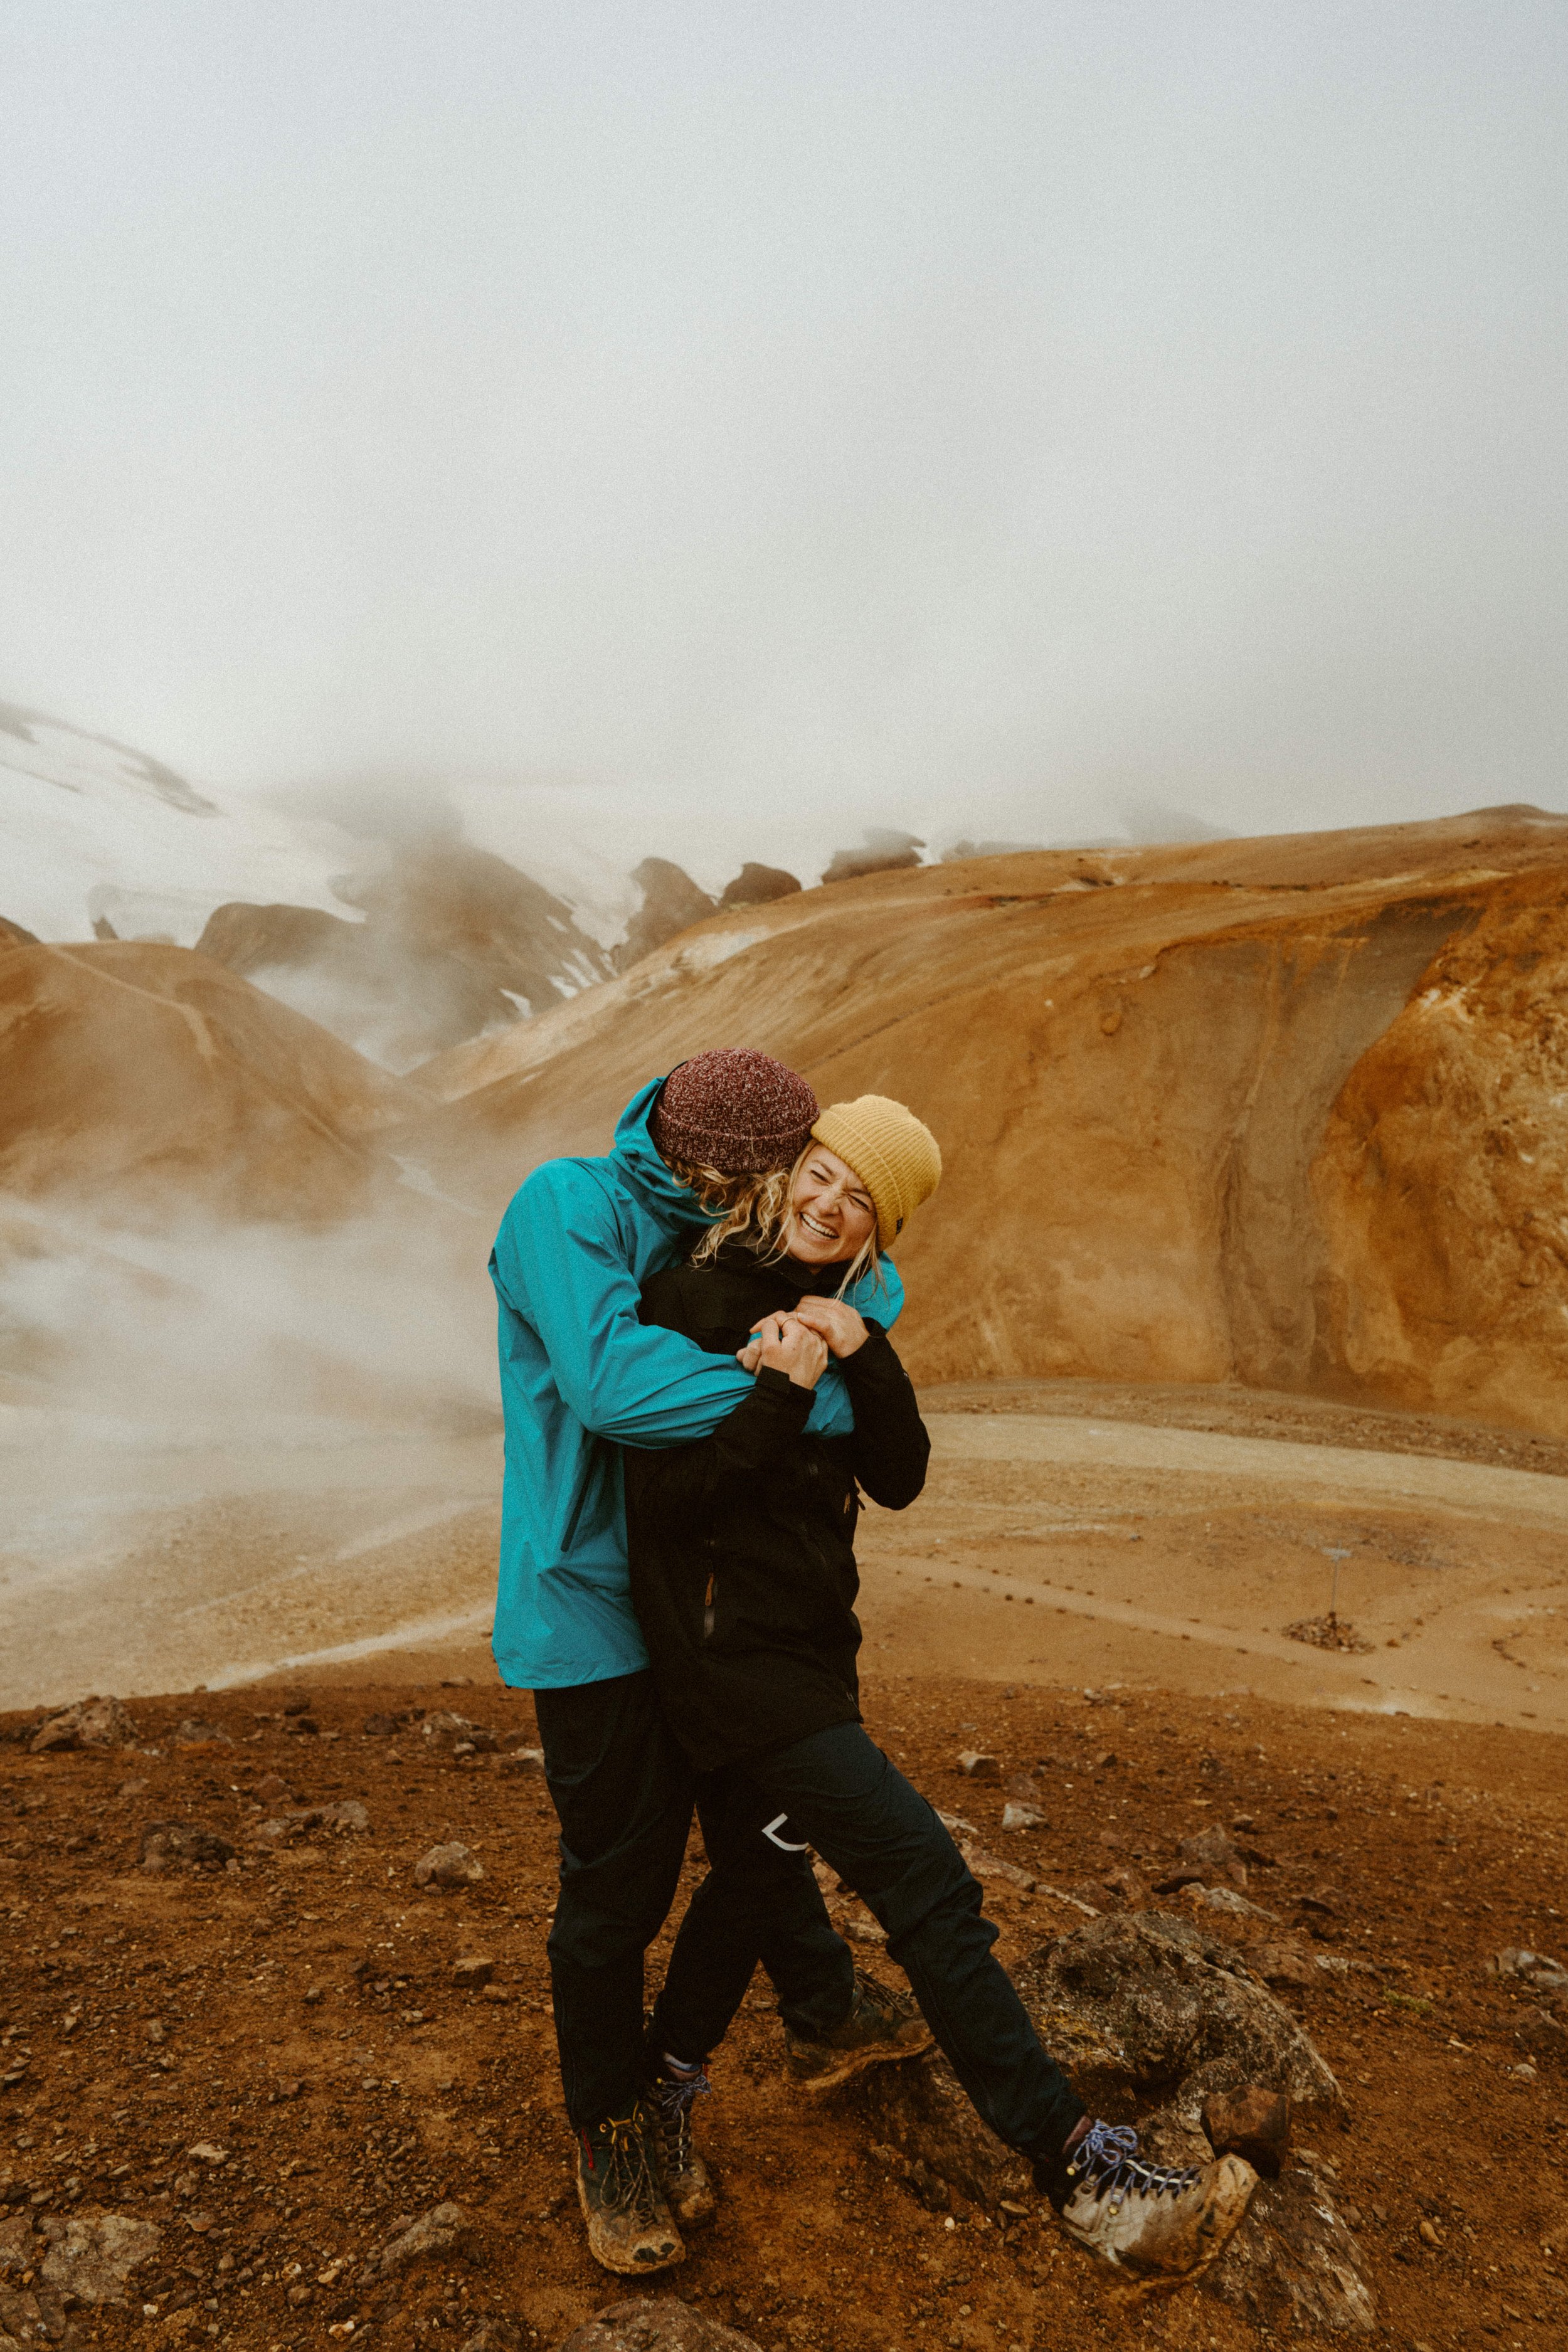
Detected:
[785,1145,876,1265]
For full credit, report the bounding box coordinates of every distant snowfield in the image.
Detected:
[0,700,367,945]
[1,691,968,960]
[0,696,856,953]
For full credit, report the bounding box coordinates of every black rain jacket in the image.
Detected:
[623,1240,930,1770]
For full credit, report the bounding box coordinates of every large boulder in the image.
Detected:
[859,1912,1369,2334]
[1021,1912,1340,2117]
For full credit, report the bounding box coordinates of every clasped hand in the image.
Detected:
[734,1295,869,1389]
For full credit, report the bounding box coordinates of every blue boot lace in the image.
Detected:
[651,2063,711,2171]
[1067,2121,1204,2212]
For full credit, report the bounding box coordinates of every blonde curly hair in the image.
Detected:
[667,1144,884,1298]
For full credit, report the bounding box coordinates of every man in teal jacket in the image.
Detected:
[489,1054,922,2275]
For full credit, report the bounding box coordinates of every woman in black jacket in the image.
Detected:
[625,1096,1256,2288]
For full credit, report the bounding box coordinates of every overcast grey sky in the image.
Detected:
[3,1,1565,858]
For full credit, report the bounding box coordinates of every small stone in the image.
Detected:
[495,1748,546,1777]
[457,2322,521,2352]
[1417,2217,1442,2248]
[280,1691,313,1716]
[253,1772,290,1801]
[481,1984,512,2005]
[413,1843,484,1889]
[1200,2086,1291,2178]
[1488,1947,1568,1991]
[958,1841,1036,1892]
[1177,1824,1248,1887]
[358,2201,470,2286]
[956,1751,1000,1779]
[557,2297,764,2352]
[172,1720,233,1749]
[1099,1865,1150,1908]
[186,2145,227,2165]
[1000,1803,1046,1833]
[1253,1941,1318,1989]
[453,1956,495,1990]
[1182,1882,1278,1922]
[140,1822,236,1873]
[363,1712,411,1737]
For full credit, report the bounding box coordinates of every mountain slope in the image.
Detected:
[0,939,421,1222]
[393,803,1568,1436]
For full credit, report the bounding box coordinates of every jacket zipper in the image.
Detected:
[702,1572,716,1640]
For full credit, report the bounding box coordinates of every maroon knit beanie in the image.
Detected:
[650,1050,818,1175]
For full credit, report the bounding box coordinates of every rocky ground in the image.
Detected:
[3,1675,1565,2352]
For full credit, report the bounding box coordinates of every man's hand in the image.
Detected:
[750,1311,829,1391]
[789,1296,869,1358]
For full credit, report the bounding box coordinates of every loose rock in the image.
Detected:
[38,2211,162,2304]
[956,1751,999,1779]
[453,1956,495,1990]
[1253,1941,1318,1989]
[1001,1802,1047,1832]
[495,1747,546,1777]
[140,1821,236,1873]
[958,1841,1036,1893]
[558,2296,764,2352]
[358,2202,470,2285]
[413,1842,484,1889]
[1488,1947,1568,1992]
[1177,1824,1249,1888]
[29,1695,137,1755]
[172,1719,233,1749]
[1201,2086,1291,2178]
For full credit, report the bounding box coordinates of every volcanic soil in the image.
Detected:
[2,1671,1565,2352]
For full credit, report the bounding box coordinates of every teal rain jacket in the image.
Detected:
[489,1076,904,1690]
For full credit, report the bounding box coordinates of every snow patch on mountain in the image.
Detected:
[1,701,360,943]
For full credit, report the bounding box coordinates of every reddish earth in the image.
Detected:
[3,1674,1564,2352]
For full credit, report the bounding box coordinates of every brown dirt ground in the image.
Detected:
[3,1675,1565,2352]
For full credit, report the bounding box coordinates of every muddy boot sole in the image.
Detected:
[787,2016,935,2094]
[576,2176,686,2276]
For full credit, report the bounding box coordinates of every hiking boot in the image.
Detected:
[644,2058,718,2227]
[785,1968,934,2092]
[1037,2119,1256,2287]
[575,2103,685,2275]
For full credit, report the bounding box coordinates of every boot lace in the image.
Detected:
[591,2108,667,2225]
[850,1969,911,2028]
[1068,2121,1202,2212]
[651,2065,711,2171]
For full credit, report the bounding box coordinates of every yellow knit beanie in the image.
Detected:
[810,1095,942,1251]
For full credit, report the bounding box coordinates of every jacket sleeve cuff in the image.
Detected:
[840,1322,895,1378]
[754,1367,818,1422]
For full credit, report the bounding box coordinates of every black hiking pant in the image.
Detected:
[534,1669,856,2126]
[731,1720,1086,2161]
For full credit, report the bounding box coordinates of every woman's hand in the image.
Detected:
[750,1311,829,1391]
[789,1296,869,1358]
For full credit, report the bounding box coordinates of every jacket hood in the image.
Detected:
[610,1074,712,1239]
